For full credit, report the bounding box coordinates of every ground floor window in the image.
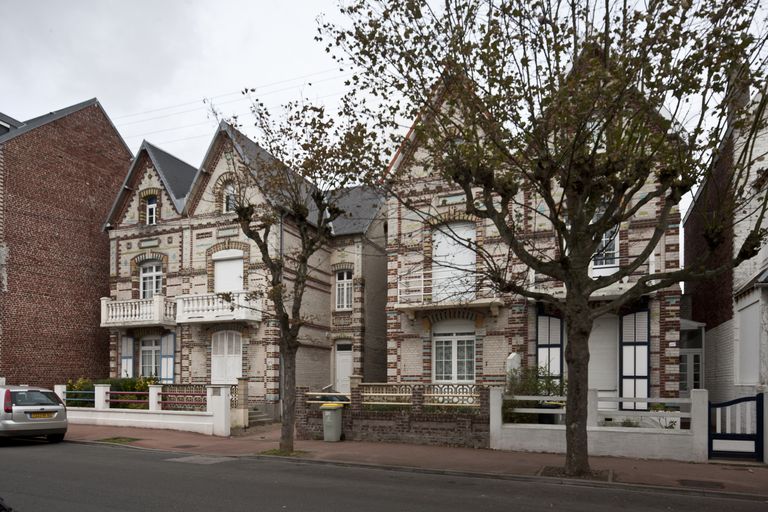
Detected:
[433,319,475,382]
[140,338,161,378]
[536,315,563,384]
[620,311,650,410]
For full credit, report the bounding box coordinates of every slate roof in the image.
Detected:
[0,98,99,144]
[329,186,385,236]
[0,112,21,129]
[144,142,198,210]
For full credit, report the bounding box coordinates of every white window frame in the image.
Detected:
[146,195,157,225]
[140,338,161,378]
[593,224,618,268]
[223,183,236,213]
[432,320,476,383]
[335,270,353,311]
[140,262,163,299]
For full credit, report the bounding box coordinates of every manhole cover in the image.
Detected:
[165,455,236,465]
[678,479,725,489]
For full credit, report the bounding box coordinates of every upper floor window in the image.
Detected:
[145,195,157,226]
[593,225,618,267]
[336,270,353,310]
[223,183,236,213]
[140,262,163,299]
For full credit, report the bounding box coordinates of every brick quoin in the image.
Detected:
[0,103,132,387]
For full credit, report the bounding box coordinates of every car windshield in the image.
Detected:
[11,390,60,406]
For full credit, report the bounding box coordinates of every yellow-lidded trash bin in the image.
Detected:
[319,402,343,442]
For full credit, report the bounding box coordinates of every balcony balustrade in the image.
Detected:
[100,295,176,328]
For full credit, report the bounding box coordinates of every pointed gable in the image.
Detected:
[105,141,197,228]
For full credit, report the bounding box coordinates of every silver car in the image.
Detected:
[0,385,67,442]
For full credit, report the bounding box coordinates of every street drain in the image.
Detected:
[173,445,199,449]
[677,479,725,489]
[165,455,236,465]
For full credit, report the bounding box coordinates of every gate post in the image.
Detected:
[761,392,766,464]
[690,389,709,462]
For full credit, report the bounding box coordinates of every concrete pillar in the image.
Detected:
[690,388,709,462]
[207,385,231,437]
[100,297,110,326]
[489,386,503,450]
[53,384,66,404]
[94,384,110,410]
[148,385,162,411]
[349,374,362,389]
[587,389,599,427]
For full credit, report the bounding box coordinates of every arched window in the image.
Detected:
[223,183,236,213]
[140,261,163,299]
[145,195,157,225]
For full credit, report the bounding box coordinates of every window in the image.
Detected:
[537,315,563,383]
[140,338,161,378]
[336,270,353,310]
[621,311,649,411]
[145,195,157,225]
[432,222,476,302]
[432,320,475,383]
[213,249,244,293]
[223,183,236,213]
[593,224,618,267]
[140,262,163,299]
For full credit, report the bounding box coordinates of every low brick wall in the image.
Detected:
[295,386,490,448]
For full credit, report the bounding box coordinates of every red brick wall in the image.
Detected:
[0,104,133,387]
[684,136,734,328]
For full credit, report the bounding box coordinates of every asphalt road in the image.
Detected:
[0,439,766,512]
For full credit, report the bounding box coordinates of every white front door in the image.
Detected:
[679,349,703,398]
[211,331,242,384]
[432,223,475,302]
[334,342,353,393]
[588,314,619,410]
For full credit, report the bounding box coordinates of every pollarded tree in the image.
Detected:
[214,96,385,452]
[320,0,768,475]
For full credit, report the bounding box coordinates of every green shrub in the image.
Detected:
[66,377,95,407]
[95,376,158,409]
[502,367,567,423]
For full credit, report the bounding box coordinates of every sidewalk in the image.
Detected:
[66,423,768,498]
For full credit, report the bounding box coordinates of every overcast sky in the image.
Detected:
[0,0,349,166]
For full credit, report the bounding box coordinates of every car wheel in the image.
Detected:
[46,434,65,443]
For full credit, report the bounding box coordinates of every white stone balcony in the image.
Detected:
[100,295,176,328]
[175,292,262,324]
[396,273,502,317]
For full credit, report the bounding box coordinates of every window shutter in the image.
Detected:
[121,336,134,378]
[160,333,175,383]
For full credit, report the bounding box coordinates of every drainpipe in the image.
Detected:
[278,213,285,405]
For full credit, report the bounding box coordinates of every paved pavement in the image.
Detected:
[66,423,768,498]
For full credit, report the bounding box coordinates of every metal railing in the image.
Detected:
[62,390,95,407]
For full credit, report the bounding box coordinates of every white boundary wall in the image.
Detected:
[489,388,709,462]
[55,384,231,437]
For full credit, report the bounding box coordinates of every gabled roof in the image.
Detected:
[143,142,198,210]
[105,140,197,228]
[0,99,129,154]
[0,112,21,129]
[329,186,385,236]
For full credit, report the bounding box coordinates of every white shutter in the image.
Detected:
[588,315,619,391]
[160,333,175,383]
[121,336,134,378]
[214,258,244,293]
[738,300,760,384]
[211,331,242,384]
[432,222,475,302]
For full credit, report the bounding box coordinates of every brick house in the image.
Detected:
[100,121,386,415]
[684,96,768,402]
[0,98,133,387]
[385,99,683,408]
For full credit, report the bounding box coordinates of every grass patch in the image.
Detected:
[98,437,141,445]
[260,449,307,457]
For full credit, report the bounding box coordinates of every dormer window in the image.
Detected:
[223,183,236,213]
[146,196,157,225]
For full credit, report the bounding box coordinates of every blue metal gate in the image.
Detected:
[709,394,764,461]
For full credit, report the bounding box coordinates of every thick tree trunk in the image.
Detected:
[279,344,298,453]
[563,297,594,476]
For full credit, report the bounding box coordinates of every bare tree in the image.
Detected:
[319,0,768,475]
[214,96,384,452]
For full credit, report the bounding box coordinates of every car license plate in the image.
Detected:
[29,412,54,419]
